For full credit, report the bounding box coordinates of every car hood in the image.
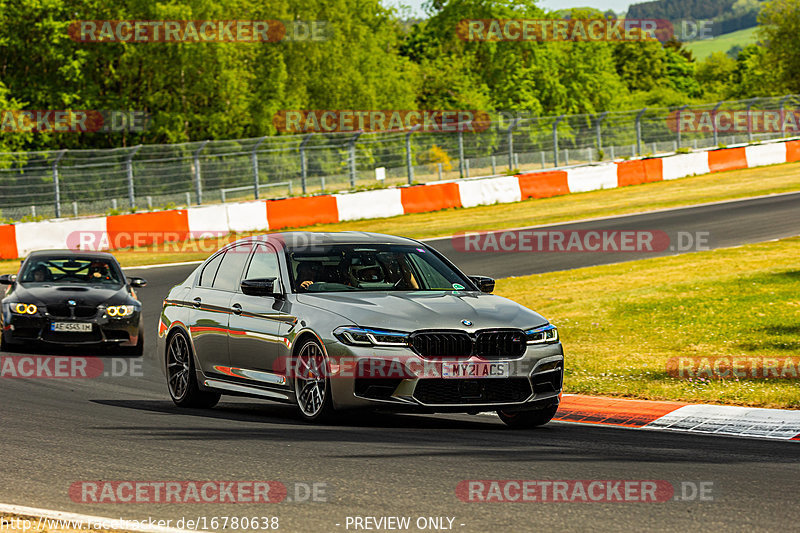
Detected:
[296,291,548,332]
[8,284,128,307]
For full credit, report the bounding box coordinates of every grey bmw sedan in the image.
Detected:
[158,232,564,427]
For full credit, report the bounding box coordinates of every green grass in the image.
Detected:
[685,26,758,61]
[496,237,800,409]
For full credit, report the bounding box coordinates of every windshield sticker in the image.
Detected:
[452,283,465,290]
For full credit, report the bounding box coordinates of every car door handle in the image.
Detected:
[192,297,202,308]
[231,303,242,315]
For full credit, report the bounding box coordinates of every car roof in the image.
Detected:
[25,249,120,262]
[232,231,420,249]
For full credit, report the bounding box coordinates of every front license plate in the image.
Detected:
[442,362,509,379]
[51,322,93,333]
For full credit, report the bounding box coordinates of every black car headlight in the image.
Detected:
[106,305,135,318]
[334,326,409,346]
[10,303,39,315]
[525,324,558,344]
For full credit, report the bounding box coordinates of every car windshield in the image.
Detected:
[19,256,124,286]
[287,244,473,293]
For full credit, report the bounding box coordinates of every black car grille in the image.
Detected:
[354,378,404,400]
[532,361,564,395]
[410,329,527,359]
[475,330,527,358]
[47,305,98,318]
[410,331,473,358]
[413,378,532,405]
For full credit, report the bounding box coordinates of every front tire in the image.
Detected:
[497,405,558,428]
[166,330,220,408]
[293,338,335,422]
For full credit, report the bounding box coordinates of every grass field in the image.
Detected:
[22,158,798,269]
[497,237,800,409]
[685,26,758,61]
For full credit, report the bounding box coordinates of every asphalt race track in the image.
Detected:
[2,194,800,532]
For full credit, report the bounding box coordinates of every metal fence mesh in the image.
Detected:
[1,94,798,222]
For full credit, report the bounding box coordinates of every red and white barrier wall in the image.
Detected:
[552,395,800,441]
[2,139,799,260]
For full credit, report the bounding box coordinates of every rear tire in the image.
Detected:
[293,338,335,423]
[166,330,220,408]
[497,405,558,428]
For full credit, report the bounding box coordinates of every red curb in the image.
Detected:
[554,395,687,428]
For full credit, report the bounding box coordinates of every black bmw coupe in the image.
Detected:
[0,250,146,354]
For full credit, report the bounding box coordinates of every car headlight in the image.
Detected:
[333,326,409,346]
[106,305,135,317]
[11,303,38,315]
[525,324,558,344]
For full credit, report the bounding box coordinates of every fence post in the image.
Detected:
[553,115,564,167]
[491,155,496,175]
[746,98,756,143]
[406,124,421,184]
[126,145,142,209]
[458,129,465,178]
[348,131,363,188]
[507,118,520,170]
[595,112,608,153]
[635,108,647,156]
[675,105,688,149]
[193,140,209,205]
[299,133,313,194]
[52,150,67,218]
[251,136,267,199]
[779,95,791,139]
[712,102,723,146]
[437,163,443,180]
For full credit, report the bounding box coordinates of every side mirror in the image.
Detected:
[0,274,17,285]
[128,277,147,288]
[469,275,495,294]
[241,277,281,297]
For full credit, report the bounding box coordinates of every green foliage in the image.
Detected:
[758,0,800,93]
[0,0,790,155]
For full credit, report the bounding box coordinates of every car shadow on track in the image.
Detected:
[89,399,800,464]
[90,398,501,430]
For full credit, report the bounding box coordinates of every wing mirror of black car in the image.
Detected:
[241,278,281,297]
[469,275,495,294]
[0,274,16,285]
[128,277,147,288]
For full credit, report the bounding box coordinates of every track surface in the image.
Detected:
[2,194,800,532]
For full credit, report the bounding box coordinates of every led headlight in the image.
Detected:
[334,326,409,346]
[525,324,558,344]
[12,303,37,315]
[106,305,135,317]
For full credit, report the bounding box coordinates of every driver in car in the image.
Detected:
[88,261,110,281]
[296,262,321,291]
[31,265,51,282]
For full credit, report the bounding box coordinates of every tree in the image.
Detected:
[758,0,800,93]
